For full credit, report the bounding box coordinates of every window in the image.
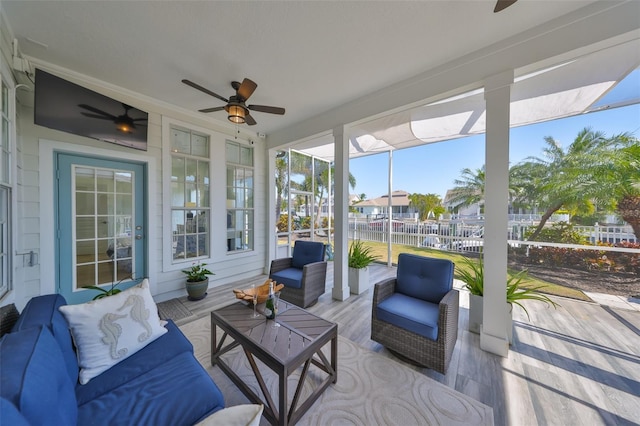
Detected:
[0,76,12,296]
[170,126,210,262]
[226,141,253,252]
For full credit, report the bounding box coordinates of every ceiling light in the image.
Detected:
[227,104,246,124]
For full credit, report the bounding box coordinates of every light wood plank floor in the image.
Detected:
[167,263,640,426]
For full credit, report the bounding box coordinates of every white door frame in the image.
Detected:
[39,139,158,296]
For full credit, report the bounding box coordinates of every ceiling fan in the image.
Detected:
[182,78,285,126]
[79,103,147,134]
[494,0,517,13]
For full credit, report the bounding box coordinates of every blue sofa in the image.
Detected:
[0,294,224,425]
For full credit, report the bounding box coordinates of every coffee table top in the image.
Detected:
[211,301,337,365]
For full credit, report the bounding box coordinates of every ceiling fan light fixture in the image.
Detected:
[227,104,246,124]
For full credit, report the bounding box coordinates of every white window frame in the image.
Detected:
[226,140,254,253]
[0,58,15,299]
[161,117,219,271]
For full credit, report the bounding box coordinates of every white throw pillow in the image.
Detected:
[196,404,264,426]
[59,279,167,384]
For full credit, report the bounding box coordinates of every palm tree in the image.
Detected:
[515,128,626,241]
[408,193,445,221]
[581,134,640,238]
[448,166,485,209]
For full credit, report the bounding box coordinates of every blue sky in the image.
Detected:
[349,102,640,201]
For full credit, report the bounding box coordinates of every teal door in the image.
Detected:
[56,153,147,304]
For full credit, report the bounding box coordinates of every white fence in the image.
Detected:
[349,218,637,254]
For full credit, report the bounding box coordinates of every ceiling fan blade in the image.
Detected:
[494,0,517,13]
[78,104,117,119]
[198,106,226,113]
[81,112,113,120]
[248,105,285,115]
[182,79,229,103]
[236,78,257,101]
[132,118,148,122]
[244,113,257,126]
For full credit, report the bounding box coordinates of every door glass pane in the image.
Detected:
[76,192,95,215]
[74,165,135,290]
[96,169,114,192]
[76,240,95,264]
[97,193,113,215]
[198,161,209,184]
[75,168,94,191]
[76,217,95,239]
[185,159,197,182]
[76,264,95,288]
[116,172,132,193]
[97,216,112,238]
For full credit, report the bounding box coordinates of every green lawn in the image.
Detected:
[355,241,591,302]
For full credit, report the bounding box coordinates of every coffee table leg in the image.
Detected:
[279,369,288,426]
[331,334,338,384]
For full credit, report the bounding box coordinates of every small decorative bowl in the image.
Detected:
[233,279,284,304]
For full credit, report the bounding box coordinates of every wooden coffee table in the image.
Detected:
[210,300,337,426]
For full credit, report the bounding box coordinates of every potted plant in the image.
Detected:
[182,263,214,301]
[348,240,380,294]
[455,256,558,343]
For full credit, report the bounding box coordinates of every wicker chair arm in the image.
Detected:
[269,257,293,274]
[372,278,396,305]
[438,289,460,343]
[371,278,396,321]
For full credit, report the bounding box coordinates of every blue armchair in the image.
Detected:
[269,240,327,308]
[371,253,459,374]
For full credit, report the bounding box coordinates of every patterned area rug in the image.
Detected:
[157,298,193,322]
[180,316,494,426]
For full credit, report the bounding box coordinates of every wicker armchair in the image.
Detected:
[269,241,327,308]
[371,253,459,374]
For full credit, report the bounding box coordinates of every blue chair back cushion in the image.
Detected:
[271,268,304,289]
[396,254,454,304]
[376,293,440,340]
[0,326,78,426]
[292,241,325,269]
[12,294,79,384]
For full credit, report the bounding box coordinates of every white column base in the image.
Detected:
[332,283,350,301]
[480,325,509,357]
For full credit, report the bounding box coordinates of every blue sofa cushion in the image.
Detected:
[0,397,30,426]
[291,241,325,269]
[271,267,304,289]
[0,326,78,425]
[75,320,193,405]
[12,294,79,384]
[376,293,440,341]
[396,254,454,304]
[77,351,224,425]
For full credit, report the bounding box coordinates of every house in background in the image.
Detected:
[352,190,417,220]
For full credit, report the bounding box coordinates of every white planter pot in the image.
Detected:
[468,293,483,334]
[468,294,513,344]
[349,266,370,294]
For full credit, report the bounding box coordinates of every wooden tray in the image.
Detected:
[233,279,284,304]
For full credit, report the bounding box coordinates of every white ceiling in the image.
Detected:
[4,0,614,137]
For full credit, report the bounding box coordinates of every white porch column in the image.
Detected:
[266,149,277,274]
[387,150,393,267]
[332,125,350,301]
[480,70,513,357]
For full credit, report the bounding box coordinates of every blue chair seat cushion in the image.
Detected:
[0,326,78,426]
[271,267,304,289]
[376,293,440,341]
[77,351,224,425]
